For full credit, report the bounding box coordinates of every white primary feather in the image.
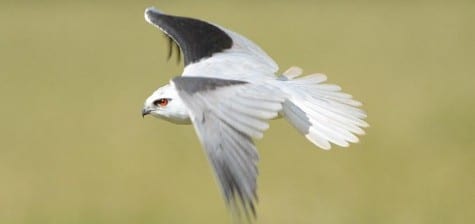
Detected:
[171,77,285,218]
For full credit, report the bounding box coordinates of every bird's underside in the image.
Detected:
[142,7,368,221]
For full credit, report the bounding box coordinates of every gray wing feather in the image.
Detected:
[171,77,284,219]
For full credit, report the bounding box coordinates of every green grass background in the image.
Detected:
[1,0,474,223]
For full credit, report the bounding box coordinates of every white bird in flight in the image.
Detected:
[141,7,368,220]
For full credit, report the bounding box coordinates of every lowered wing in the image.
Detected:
[171,76,284,218]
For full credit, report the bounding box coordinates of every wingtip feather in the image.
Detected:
[144,7,163,25]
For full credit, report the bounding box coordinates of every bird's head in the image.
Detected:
[142,84,191,124]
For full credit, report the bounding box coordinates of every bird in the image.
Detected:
[141,7,368,221]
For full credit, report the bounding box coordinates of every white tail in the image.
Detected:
[278,67,368,150]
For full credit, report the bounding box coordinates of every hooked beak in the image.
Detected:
[142,108,151,118]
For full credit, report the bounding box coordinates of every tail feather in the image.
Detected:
[279,67,368,150]
[282,100,332,149]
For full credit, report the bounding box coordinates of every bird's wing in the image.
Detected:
[171,76,285,218]
[145,7,278,80]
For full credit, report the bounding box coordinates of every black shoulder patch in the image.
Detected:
[146,8,233,66]
[172,77,247,94]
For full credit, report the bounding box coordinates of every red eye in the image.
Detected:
[153,98,169,107]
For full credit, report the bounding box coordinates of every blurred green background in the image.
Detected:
[1,0,474,223]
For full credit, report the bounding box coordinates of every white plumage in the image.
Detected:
[141,7,368,220]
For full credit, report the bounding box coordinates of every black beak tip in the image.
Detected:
[142,109,150,118]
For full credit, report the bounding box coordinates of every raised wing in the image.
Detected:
[144,7,232,66]
[171,76,284,218]
[145,7,278,79]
